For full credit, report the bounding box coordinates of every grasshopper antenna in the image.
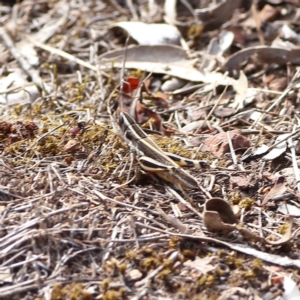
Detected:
[108,35,130,132]
[120,35,130,96]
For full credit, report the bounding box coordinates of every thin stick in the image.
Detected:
[195,83,229,133]
[288,126,300,193]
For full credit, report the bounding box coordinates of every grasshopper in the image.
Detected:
[119,111,208,190]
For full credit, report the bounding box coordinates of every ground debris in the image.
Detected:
[1,0,300,299]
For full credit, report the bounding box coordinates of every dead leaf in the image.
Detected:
[265,216,293,246]
[229,70,248,110]
[200,30,234,71]
[203,198,293,245]
[262,176,287,205]
[230,176,250,190]
[203,198,237,232]
[280,24,300,44]
[112,22,182,46]
[203,130,251,158]
[283,276,300,300]
[99,45,207,82]
[263,134,289,160]
[196,0,242,31]
[278,204,300,216]
[223,46,300,71]
[183,256,216,275]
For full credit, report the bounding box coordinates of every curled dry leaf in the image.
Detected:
[223,46,300,71]
[196,0,242,31]
[239,217,294,246]
[203,199,293,246]
[203,198,237,232]
[112,22,182,46]
[241,144,269,161]
[229,70,248,111]
[264,216,293,246]
[164,0,203,31]
[280,24,300,44]
[164,0,178,26]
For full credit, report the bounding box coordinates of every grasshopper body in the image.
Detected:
[119,112,208,190]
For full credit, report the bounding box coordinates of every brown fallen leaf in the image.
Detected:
[197,0,243,31]
[203,130,251,158]
[135,101,163,132]
[203,198,237,232]
[262,176,287,205]
[223,46,300,71]
[264,216,294,246]
[203,198,294,245]
[230,176,250,190]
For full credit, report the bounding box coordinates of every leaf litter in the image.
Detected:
[1,0,300,299]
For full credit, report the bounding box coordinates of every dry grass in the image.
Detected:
[1,1,300,299]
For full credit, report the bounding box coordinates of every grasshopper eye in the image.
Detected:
[200,161,209,168]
